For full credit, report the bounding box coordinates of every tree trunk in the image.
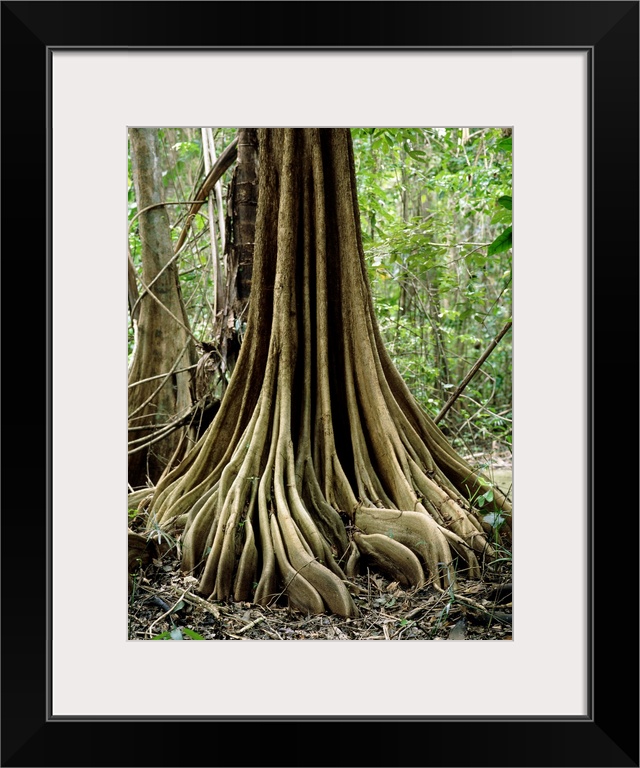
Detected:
[145,128,511,617]
[218,128,258,381]
[128,128,197,489]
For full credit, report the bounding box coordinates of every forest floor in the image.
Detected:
[128,456,512,642]
[128,559,512,642]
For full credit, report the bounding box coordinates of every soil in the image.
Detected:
[128,560,512,642]
[128,460,512,642]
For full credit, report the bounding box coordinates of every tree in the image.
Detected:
[128,128,198,489]
[142,128,511,617]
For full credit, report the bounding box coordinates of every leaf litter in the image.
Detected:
[128,541,512,642]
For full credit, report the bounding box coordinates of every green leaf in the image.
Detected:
[487,227,512,256]
[182,627,205,640]
[497,137,512,152]
[151,630,173,640]
[497,195,512,211]
[483,489,494,503]
[490,208,512,226]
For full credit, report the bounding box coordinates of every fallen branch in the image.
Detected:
[168,586,222,619]
[173,137,239,256]
[147,588,189,637]
[435,319,512,424]
[235,615,265,634]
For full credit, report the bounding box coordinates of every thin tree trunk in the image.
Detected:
[128,128,197,488]
[217,127,258,381]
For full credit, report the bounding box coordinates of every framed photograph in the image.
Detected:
[2,2,637,766]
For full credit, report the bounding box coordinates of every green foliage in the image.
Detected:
[476,488,494,508]
[152,625,205,640]
[487,226,512,256]
[351,127,512,457]
[488,192,513,256]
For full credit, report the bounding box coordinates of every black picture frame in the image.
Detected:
[2,2,638,766]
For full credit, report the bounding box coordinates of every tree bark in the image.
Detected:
[217,128,258,379]
[128,128,197,488]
